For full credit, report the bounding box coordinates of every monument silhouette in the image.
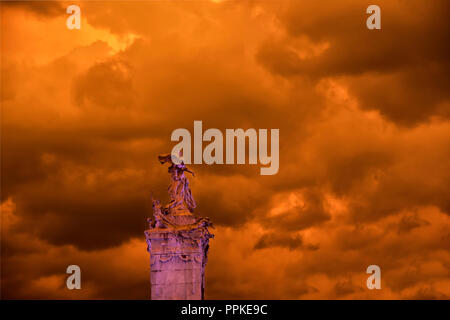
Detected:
[145,153,214,300]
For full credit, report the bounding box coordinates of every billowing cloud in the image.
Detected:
[1,1,449,299]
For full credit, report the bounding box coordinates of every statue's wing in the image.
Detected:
[158,154,172,164]
[158,153,185,165]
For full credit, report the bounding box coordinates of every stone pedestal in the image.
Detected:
[145,224,213,300]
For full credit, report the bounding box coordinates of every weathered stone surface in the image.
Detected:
[145,153,214,300]
[145,227,211,300]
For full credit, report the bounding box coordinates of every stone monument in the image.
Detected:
[145,153,214,300]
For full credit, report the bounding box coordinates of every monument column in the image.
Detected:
[145,153,214,300]
[145,222,213,300]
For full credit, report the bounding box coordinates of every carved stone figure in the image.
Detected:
[158,153,196,215]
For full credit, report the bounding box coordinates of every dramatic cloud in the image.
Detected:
[1,1,449,299]
[257,0,450,125]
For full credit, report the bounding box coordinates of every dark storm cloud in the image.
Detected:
[0,28,285,250]
[74,60,134,109]
[347,67,450,125]
[1,0,449,299]
[257,0,450,125]
[253,232,303,250]
[3,1,65,17]
[396,213,430,234]
[333,279,359,297]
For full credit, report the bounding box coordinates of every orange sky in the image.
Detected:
[1,0,449,299]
